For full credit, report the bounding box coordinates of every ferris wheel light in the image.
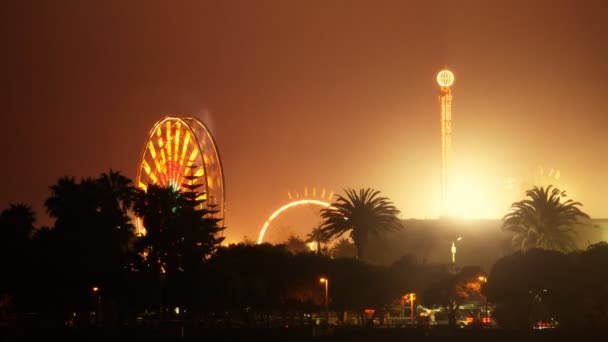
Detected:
[257,199,333,244]
[437,70,455,87]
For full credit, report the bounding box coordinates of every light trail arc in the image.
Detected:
[257,199,332,244]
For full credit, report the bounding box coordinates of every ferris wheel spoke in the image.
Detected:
[137,181,147,191]
[165,121,172,185]
[188,149,199,167]
[148,171,158,184]
[148,141,157,159]
[174,122,181,165]
[181,131,190,166]
[142,160,152,176]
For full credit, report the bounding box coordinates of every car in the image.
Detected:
[533,320,558,330]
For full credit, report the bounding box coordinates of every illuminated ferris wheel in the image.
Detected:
[136,116,225,234]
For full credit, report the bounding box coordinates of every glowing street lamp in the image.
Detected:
[320,277,329,326]
[478,276,489,325]
[451,237,462,264]
[92,286,101,305]
[92,286,101,325]
[403,293,416,325]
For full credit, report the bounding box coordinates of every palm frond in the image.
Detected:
[502,185,588,253]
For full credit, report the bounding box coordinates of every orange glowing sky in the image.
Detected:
[1,0,607,242]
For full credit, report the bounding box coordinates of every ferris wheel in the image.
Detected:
[136,116,225,234]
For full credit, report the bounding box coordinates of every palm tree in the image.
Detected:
[502,185,589,252]
[132,184,181,272]
[0,204,36,241]
[0,204,36,300]
[98,169,134,214]
[45,176,81,221]
[319,188,401,260]
[97,170,136,253]
[330,237,357,258]
[305,227,329,255]
[284,235,307,254]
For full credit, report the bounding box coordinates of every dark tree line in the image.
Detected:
[1,175,606,331]
[486,243,608,329]
[0,170,224,326]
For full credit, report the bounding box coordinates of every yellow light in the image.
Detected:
[154,158,163,174]
[437,69,455,87]
[138,182,147,190]
[181,131,190,166]
[160,149,166,166]
[148,141,157,159]
[403,292,416,302]
[165,121,172,162]
[188,149,199,164]
[142,160,151,175]
[320,277,327,283]
[149,172,157,184]
[174,122,181,163]
[478,276,487,282]
[92,287,99,293]
[194,168,205,177]
[445,170,501,219]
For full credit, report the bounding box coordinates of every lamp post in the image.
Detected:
[478,276,488,326]
[451,237,462,264]
[408,293,416,325]
[92,286,101,326]
[320,277,329,326]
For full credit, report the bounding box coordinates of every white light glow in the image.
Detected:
[257,199,333,244]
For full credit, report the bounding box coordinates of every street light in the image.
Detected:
[478,276,488,326]
[451,237,462,264]
[403,293,416,325]
[320,277,329,326]
[92,286,101,326]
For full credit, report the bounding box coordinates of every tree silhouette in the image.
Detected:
[502,185,589,252]
[486,249,573,329]
[40,174,136,325]
[284,235,307,254]
[306,227,329,255]
[424,266,485,328]
[0,204,36,318]
[330,238,357,258]
[319,188,401,260]
[132,177,224,317]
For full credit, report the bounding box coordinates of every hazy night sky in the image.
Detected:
[2,0,607,242]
